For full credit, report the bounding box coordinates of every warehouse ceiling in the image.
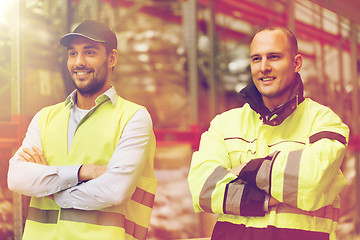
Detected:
[309,0,360,24]
[125,0,360,25]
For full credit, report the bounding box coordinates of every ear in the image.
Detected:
[294,53,302,73]
[108,49,118,69]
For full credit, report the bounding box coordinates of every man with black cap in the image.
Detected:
[8,19,157,240]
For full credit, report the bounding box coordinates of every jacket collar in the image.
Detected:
[238,73,305,126]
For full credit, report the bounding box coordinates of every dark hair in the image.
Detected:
[104,43,113,56]
[255,26,298,57]
[102,43,116,71]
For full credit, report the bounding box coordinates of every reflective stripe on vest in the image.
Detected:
[27,207,148,240]
[131,187,155,208]
[27,187,154,238]
[59,209,148,239]
[27,207,58,224]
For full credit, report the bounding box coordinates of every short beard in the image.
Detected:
[74,76,107,97]
[72,61,109,97]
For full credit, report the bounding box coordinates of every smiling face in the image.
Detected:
[250,29,302,110]
[67,36,115,98]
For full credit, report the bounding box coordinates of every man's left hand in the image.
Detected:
[230,163,247,176]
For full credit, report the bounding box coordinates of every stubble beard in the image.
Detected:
[72,61,109,97]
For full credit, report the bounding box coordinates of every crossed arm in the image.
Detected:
[230,163,280,208]
[19,146,107,182]
[8,108,154,210]
[188,126,280,216]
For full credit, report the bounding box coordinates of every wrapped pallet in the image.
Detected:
[148,143,201,240]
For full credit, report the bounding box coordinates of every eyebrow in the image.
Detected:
[250,52,283,58]
[67,44,101,51]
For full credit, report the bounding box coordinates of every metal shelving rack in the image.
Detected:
[0,1,71,239]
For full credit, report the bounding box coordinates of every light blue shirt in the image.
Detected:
[8,87,154,210]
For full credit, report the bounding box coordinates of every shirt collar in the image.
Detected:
[65,87,118,107]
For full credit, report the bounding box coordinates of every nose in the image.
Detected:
[260,59,271,73]
[74,53,86,67]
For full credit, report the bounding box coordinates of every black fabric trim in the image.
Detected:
[224,137,256,143]
[309,131,347,145]
[263,94,303,126]
[211,222,330,240]
[268,152,279,197]
[240,184,266,217]
[223,183,230,214]
[238,73,305,126]
[268,140,305,147]
[237,79,266,116]
[238,158,265,186]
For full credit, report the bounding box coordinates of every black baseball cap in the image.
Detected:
[60,19,117,50]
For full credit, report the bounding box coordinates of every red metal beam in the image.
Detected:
[0,115,28,150]
[154,125,202,151]
[309,0,360,24]
[113,0,182,23]
[199,0,286,26]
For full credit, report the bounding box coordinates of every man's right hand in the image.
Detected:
[78,164,107,182]
[19,146,48,165]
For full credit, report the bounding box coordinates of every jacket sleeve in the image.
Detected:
[188,115,267,216]
[238,107,349,211]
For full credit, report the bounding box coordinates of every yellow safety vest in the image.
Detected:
[23,96,157,240]
[188,98,349,239]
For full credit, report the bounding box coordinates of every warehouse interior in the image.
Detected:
[0,0,359,239]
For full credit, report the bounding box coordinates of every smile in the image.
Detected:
[260,77,275,82]
[74,70,93,76]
